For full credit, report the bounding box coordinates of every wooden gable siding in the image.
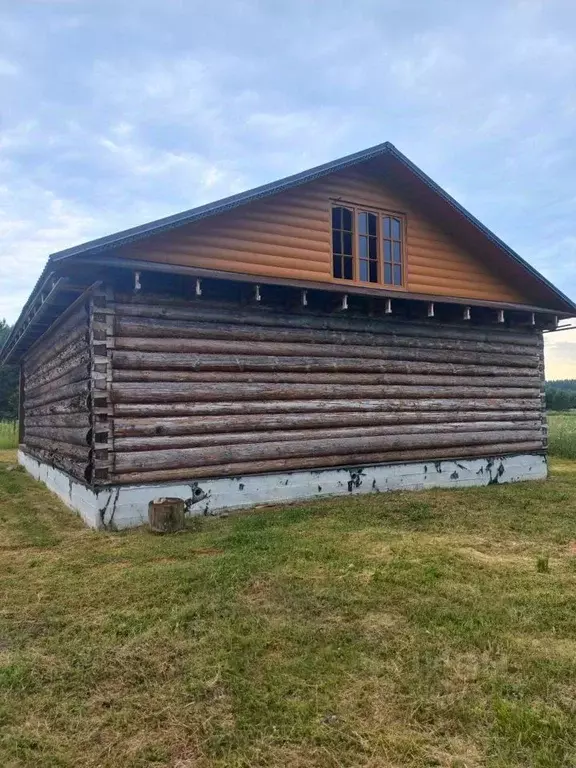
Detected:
[116,166,527,304]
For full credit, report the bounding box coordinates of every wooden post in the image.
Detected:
[148,497,186,533]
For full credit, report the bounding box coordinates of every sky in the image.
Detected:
[1,0,576,377]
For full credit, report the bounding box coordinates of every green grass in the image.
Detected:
[0,421,17,450]
[548,412,576,459]
[2,451,576,767]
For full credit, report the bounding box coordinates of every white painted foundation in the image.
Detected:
[19,449,547,530]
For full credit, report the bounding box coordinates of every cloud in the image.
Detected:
[545,329,576,380]
[0,57,19,76]
[0,182,100,322]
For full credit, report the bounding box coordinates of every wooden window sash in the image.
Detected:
[331,203,406,290]
[331,206,355,281]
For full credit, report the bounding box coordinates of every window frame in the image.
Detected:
[330,200,407,290]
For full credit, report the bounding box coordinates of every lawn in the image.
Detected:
[2,450,576,767]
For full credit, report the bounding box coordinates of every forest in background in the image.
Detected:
[0,321,18,420]
[545,380,576,411]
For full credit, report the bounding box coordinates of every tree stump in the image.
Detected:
[148,497,186,533]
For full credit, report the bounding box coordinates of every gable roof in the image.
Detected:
[46,141,575,314]
[2,141,575,365]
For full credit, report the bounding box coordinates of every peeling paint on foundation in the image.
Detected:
[18,449,548,531]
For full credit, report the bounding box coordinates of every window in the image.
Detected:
[331,204,405,287]
[331,206,354,279]
[382,215,403,287]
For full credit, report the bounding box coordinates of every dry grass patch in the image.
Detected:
[2,455,576,766]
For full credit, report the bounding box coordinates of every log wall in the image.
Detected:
[21,298,93,481]
[104,291,546,485]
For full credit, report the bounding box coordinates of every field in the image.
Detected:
[0,421,17,450]
[2,447,576,767]
[547,412,576,459]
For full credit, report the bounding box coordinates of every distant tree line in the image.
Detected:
[546,380,576,411]
[0,320,18,420]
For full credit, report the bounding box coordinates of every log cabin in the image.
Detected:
[2,141,575,529]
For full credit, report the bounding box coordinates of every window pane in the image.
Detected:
[393,241,401,263]
[368,237,377,260]
[359,235,368,259]
[384,263,392,284]
[333,255,342,278]
[369,261,378,283]
[394,264,402,285]
[343,231,353,255]
[332,207,342,229]
[383,216,391,238]
[342,207,353,231]
[333,231,342,255]
[392,218,401,239]
[359,260,368,282]
[343,256,353,280]
[358,212,367,235]
[368,213,377,236]
[384,240,391,262]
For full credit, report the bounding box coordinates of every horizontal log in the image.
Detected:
[113,299,539,347]
[26,362,91,399]
[115,422,541,452]
[24,310,89,373]
[113,398,542,418]
[25,347,91,392]
[112,351,537,378]
[24,426,91,446]
[25,379,90,410]
[113,336,536,368]
[114,410,541,437]
[111,442,544,484]
[24,434,91,461]
[20,446,89,482]
[116,316,538,358]
[24,412,92,429]
[113,430,543,472]
[111,369,541,389]
[110,382,539,405]
[24,329,89,382]
[24,394,90,417]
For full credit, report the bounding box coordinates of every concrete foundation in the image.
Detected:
[18,449,548,530]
